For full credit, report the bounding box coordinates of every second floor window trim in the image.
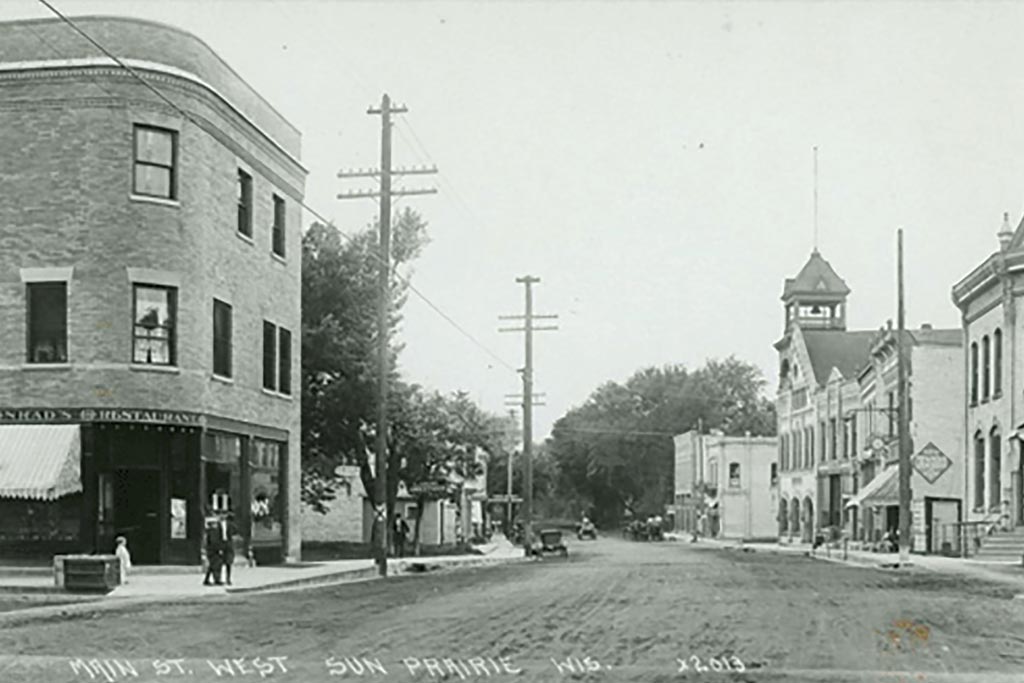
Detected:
[26,281,68,364]
[132,284,177,366]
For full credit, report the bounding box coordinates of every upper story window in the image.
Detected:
[262,321,277,390]
[994,328,1003,397]
[887,393,895,436]
[133,285,176,366]
[278,327,292,395]
[212,299,233,378]
[26,282,67,363]
[272,194,286,258]
[982,335,991,401]
[133,125,177,200]
[262,321,293,395]
[970,342,979,405]
[728,463,741,487]
[770,462,778,486]
[792,388,808,410]
[238,170,253,237]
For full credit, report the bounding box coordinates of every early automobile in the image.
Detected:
[531,528,569,558]
[577,518,597,540]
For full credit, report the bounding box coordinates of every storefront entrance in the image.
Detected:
[925,497,961,555]
[112,469,161,564]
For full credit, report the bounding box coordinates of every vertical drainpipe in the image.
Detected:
[1004,265,1017,529]
[961,309,970,554]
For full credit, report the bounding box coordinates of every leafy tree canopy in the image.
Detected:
[547,356,775,526]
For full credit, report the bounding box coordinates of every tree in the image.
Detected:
[387,387,504,553]
[300,208,428,513]
[546,356,775,526]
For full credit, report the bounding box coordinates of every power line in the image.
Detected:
[552,427,679,438]
[33,0,519,379]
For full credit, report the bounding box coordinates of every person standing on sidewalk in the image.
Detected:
[393,512,410,558]
[203,512,224,586]
[219,511,240,586]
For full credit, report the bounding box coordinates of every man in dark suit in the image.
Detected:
[203,513,224,586]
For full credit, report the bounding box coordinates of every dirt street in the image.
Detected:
[1,537,1023,682]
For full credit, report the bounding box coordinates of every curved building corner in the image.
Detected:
[0,16,305,565]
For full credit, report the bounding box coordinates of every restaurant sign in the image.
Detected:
[0,407,205,427]
[912,442,952,484]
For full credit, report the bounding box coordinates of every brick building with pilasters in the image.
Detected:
[0,16,305,564]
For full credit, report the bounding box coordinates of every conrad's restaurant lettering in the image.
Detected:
[0,408,205,426]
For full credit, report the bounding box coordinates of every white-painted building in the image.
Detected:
[700,433,778,540]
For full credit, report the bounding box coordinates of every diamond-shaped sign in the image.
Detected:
[912,442,952,484]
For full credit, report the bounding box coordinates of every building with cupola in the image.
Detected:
[774,250,874,543]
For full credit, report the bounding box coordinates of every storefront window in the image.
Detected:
[204,432,240,514]
[250,439,283,546]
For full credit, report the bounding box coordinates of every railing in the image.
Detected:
[945,521,994,558]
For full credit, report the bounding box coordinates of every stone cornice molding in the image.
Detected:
[0,58,307,178]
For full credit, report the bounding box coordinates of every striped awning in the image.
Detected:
[0,425,81,500]
[845,465,899,509]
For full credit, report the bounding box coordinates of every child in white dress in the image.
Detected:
[114,536,132,585]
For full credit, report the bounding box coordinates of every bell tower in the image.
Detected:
[781,249,851,333]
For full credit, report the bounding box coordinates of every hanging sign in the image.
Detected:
[912,442,952,484]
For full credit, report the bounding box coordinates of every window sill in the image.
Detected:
[270,252,287,265]
[981,397,990,405]
[993,392,1003,400]
[236,231,255,246]
[211,373,234,385]
[130,363,180,374]
[130,194,180,208]
[22,362,71,371]
[261,388,294,401]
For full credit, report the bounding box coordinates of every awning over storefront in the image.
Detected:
[845,465,899,509]
[0,425,81,500]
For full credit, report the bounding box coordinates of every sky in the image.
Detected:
[4,0,1024,439]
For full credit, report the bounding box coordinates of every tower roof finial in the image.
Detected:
[999,211,1013,251]
[813,146,819,253]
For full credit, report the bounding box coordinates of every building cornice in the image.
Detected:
[952,251,1024,310]
[0,57,307,176]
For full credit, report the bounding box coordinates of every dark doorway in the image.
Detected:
[113,469,161,564]
[828,475,842,528]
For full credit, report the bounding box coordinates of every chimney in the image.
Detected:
[998,211,1014,251]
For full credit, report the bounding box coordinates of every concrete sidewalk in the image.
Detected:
[667,532,1024,586]
[0,538,526,603]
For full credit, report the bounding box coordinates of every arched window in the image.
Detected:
[982,336,991,400]
[974,431,985,509]
[970,342,979,405]
[990,428,1002,511]
[994,329,1003,397]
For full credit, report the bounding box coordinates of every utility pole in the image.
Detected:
[507,410,517,534]
[499,276,557,556]
[338,94,437,576]
[897,228,912,564]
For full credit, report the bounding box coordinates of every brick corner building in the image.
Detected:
[0,16,305,564]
